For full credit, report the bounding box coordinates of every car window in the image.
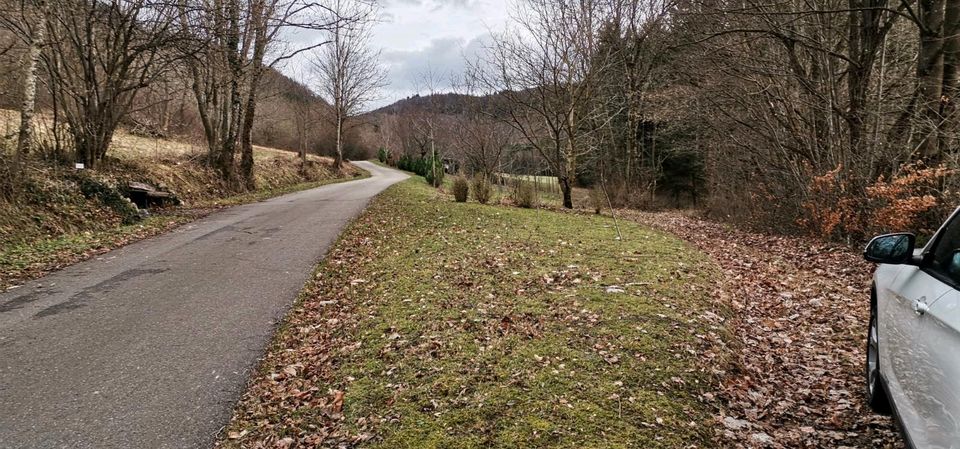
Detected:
[928,216,960,285]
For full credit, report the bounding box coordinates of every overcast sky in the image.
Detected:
[282,0,510,110]
[370,0,509,106]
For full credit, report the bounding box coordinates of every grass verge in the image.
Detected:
[221,177,730,448]
[0,168,369,290]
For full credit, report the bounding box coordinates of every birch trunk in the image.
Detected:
[16,5,45,158]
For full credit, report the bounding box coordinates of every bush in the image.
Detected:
[471,174,493,204]
[452,177,469,202]
[424,163,444,187]
[396,154,411,171]
[800,163,955,241]
[511,181,538,208]
[397,154,445,187]
[377,147,389,163]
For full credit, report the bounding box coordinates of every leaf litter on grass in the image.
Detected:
[620,210,900,448]
[219,179,734,448]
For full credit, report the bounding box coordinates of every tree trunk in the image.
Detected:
[216,109,237,184]
[240,89,258,191]
[239,0,270,191]
[429,127,437,186]
[239,54,264,191]
[560,176,573,209]
[217,0,243,185]
[332,19,345,172]
[940,0,960,150]
[917,0,947,161]
[298,107,307,165]
[335,112,344,170]
[16,7,45,159]
[189,67,219,165]
[69,110,112,170]
[846,4,865,157]
[561,108,577,209]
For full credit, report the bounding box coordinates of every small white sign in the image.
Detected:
[75,162,85,170]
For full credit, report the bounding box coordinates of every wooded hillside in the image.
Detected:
[0,0,374,192]
[3,0,957,243]
[367,0,960,243]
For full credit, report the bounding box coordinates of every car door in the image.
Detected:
[879,263,952,443]
[916,287,960,448]
[883,210,960,448]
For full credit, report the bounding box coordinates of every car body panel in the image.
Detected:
[914,290,960,448]
[873,207,960,448]
[878,265,952,447]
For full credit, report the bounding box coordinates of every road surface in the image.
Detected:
[0,161,406,448]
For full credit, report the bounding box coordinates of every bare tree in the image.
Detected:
[37,0,187,168]
[311,0,383,170]
[448,78,514,177]
[452,112,513,177]
[376,112,401,161]
[292,95,317,164]
[178,0,344,188]
[591,0,673,198]
[473,0,610,208]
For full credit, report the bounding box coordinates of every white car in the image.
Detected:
[865,211,960,448]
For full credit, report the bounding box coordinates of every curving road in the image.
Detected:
[0,161,406,448]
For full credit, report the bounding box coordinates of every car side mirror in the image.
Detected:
[864,233,916,264]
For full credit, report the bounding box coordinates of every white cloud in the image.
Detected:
[368,0,508,107]
[379,33,491,99]
[276,0,509,109]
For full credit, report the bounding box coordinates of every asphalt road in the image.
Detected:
[0,161,407,449]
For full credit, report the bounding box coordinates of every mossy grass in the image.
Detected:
[224,177,730,448]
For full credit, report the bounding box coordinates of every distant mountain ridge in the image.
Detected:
[370,92,487,116]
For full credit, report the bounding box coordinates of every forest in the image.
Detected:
[0,0,377,191]
[368,0,960,243]
[0,0,955,241]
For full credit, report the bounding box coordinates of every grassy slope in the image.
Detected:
[0,111,366,288]
[0,172,366,289]
[222,178,730,448]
